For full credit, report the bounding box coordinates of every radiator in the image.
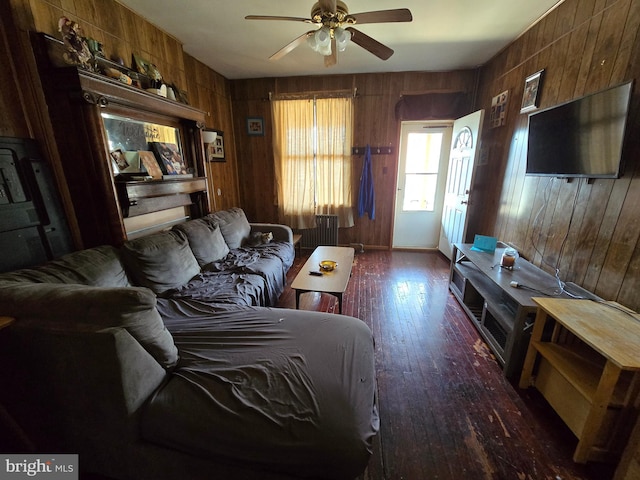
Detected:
[299,214,338,249]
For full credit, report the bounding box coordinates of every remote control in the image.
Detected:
[309,271,323,276]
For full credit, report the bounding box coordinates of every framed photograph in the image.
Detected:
[520,69,544,113]
[205,130,225,162]
[490,90,509,128]
[110,149,129,172]
[246,117,264,136]
[149,142,188,175]
[138,151,163,179]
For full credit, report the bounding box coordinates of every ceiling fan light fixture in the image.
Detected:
[334,27,351,52]
[308,26,332,55]
[318,41,332,56]
[307,33,319,50]
[316,26,331,46]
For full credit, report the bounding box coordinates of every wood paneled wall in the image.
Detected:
[473,0,640,310]
[0,2,31,138]
[183,54,240,211]
[231,71,478,248]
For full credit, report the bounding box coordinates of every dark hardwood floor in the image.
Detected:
[279,249,616,480]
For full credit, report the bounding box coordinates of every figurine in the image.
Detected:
[58,17,93,70]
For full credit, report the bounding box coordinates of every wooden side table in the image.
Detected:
[519,298,640,463]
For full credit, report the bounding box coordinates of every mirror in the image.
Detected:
[102,113,188,177]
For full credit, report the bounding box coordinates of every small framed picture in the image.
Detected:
[110,149,129,172]
[490,90,509,128]
[246,117,264,136]
[205,130,225,162]
[520,69,544,113]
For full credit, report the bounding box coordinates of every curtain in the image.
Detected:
[271,96,354,229]
[315,97,354,227]
[272,98,315,228]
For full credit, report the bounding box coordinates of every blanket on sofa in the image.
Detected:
[201,246,288,306]
[150,299,380,479]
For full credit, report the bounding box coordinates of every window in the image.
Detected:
[271,96,354,229]
[401,131,443,211]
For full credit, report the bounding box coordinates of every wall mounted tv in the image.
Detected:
[526,80,633,178]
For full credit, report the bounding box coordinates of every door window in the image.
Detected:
[402,132,443,211]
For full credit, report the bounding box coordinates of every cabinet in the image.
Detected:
[0,137,74,271]
[519,298,640,464]
[31,33,209,247]
[449,243,593,378]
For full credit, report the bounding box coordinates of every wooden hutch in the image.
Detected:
[31,33,209,248]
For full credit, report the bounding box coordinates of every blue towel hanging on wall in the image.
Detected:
[358,145,375,219]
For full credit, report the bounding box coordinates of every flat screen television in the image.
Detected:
[526,81,633,178]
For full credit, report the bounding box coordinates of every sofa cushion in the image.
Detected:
[0,246,130,287]
[0,283,178,368]
[173,219,229,266]
[122,231,201,294]
[206,207,251,249]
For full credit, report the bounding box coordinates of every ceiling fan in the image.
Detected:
[245,0,412,67]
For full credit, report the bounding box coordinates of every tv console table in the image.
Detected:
[449,243,595,378]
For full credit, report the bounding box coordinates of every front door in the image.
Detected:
[392,122,453,249]
[438,110,485,259]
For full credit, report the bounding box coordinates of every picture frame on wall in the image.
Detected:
[490,90,509,128]
[204,130,225,162]
[520,69,544,113]
[246,117,264,136]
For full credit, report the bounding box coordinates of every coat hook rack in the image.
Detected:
[352,146,394,156]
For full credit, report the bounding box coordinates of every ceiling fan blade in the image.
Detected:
[346,27,394,60]
[318,0,337,14]
[349,8,413,25]
[324,37,337,67]
[269,31,315,61]
[245,15,313,23]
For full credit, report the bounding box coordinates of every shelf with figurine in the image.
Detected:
[38,17,188,105]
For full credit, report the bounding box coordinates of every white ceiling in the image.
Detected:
[117,0,564,80]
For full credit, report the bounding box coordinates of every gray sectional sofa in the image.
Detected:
[0,208,379,480]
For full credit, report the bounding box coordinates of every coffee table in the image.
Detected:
[291,246,355,313]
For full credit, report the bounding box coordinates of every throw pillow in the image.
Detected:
[0,245,130,287]
[206,207,251,249]
[43,245,131,287]
[0,283,178,368]
[121,230,200,294]
[173,219,229,266]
